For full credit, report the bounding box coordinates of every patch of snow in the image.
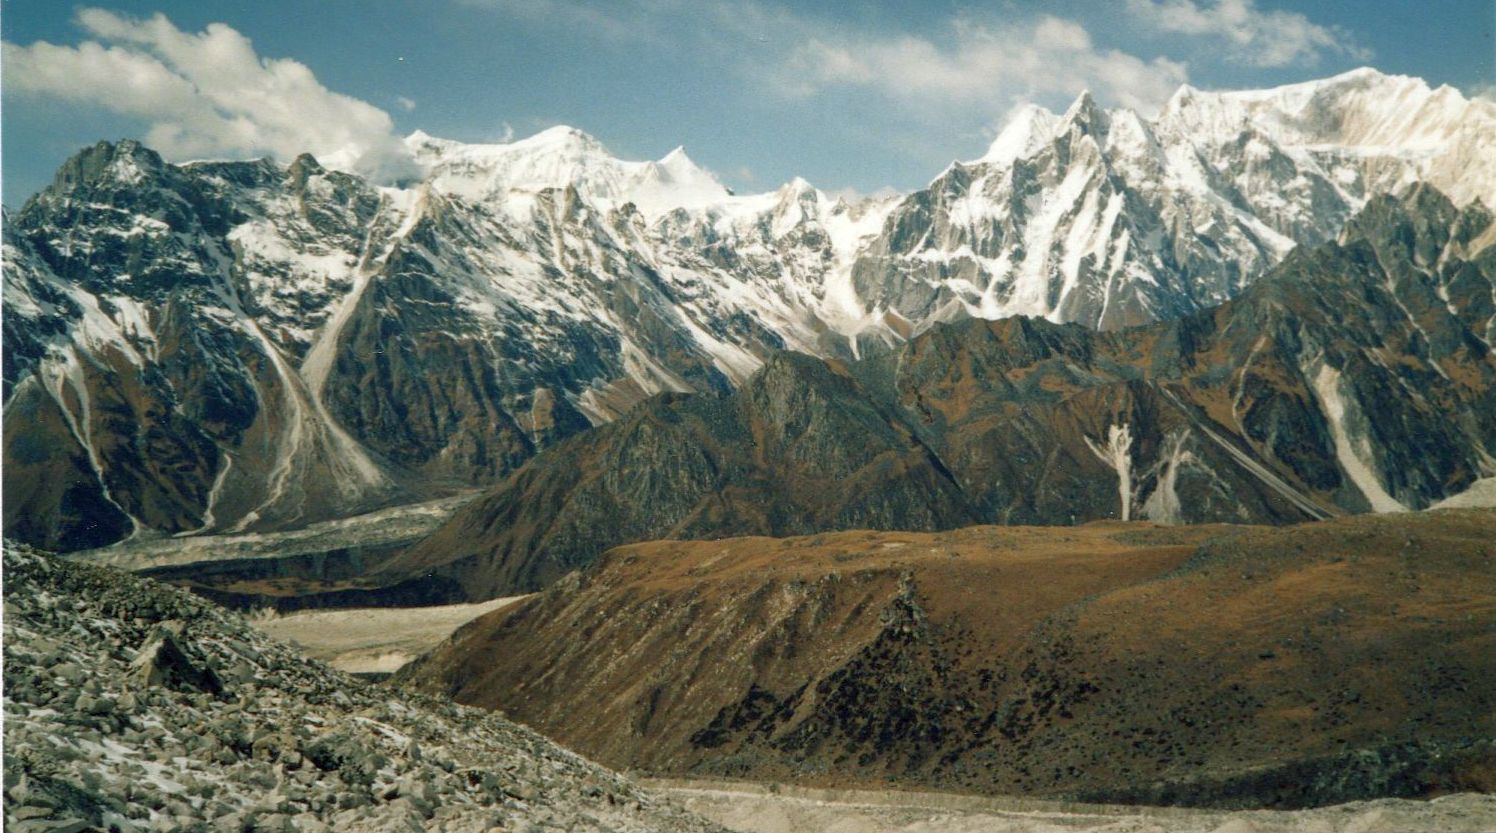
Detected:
[1429,477,1496,510]
[1141,430,1194,525]
[1311,364,1407,513]
[1085,423,1135,521]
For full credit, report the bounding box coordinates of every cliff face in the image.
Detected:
[385,189,1496,598]
[399,510,1496,808]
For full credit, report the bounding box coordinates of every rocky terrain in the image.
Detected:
[399,509,1496,809]
[380,186,1496,598]
[6,68,1494,553]
[1,543,724,833]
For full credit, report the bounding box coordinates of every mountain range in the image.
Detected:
[375,185,1496,598]
[4,67,1495,552]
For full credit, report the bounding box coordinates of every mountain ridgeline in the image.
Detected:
[382,186,1496,598]
[3,68,1495,552]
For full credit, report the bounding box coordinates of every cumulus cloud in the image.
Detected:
[778,16,1189,114]
[2,9,417,181]
[1124,0,1369,68]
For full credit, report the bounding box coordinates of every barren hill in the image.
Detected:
[399,509,1496,808]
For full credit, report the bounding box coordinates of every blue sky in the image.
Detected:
[4,0,1493,205]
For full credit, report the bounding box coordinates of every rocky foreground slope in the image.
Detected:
[381,186,1496,599]
[1,544,723,833]
[399,509,1496,809]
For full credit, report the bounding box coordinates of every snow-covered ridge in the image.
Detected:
[848,67,1496,336]
[1159,68,1496,207]
[406,125,732,219]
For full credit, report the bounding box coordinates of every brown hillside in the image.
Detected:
[398,510,1496,808]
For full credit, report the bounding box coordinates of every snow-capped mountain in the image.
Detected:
[853,67,1496,332]
[408,126,733,219]
[2,134,884,549]
[4,68,1492,551]
[384,186,1496,600]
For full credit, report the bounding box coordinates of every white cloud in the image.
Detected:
[2,9,417,181]
[396,95,417,112]
[778,15,1189,114]
[1124,0,1369,68]
[458,0,1191,116]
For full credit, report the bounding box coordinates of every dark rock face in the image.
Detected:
[3,142,408,549]
[386,190,1496,598]
[385,352,979,598]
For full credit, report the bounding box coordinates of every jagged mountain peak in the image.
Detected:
[504,124,620,167]
[1061,88,1107,133]
[979,103,1060,166]
[782,175,817,193]
[1331,183,1496,266]
[382,186,1496,599]
[857,67,1494,334]
[658,144,693,167]
[408,124,730,218]
[631,147,730,216]
[43,139,169,196]
[523,122,606,146]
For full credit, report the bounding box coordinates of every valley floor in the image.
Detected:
[251,596,529,673]
[655,779,1496,833]
[66,493,478,572]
